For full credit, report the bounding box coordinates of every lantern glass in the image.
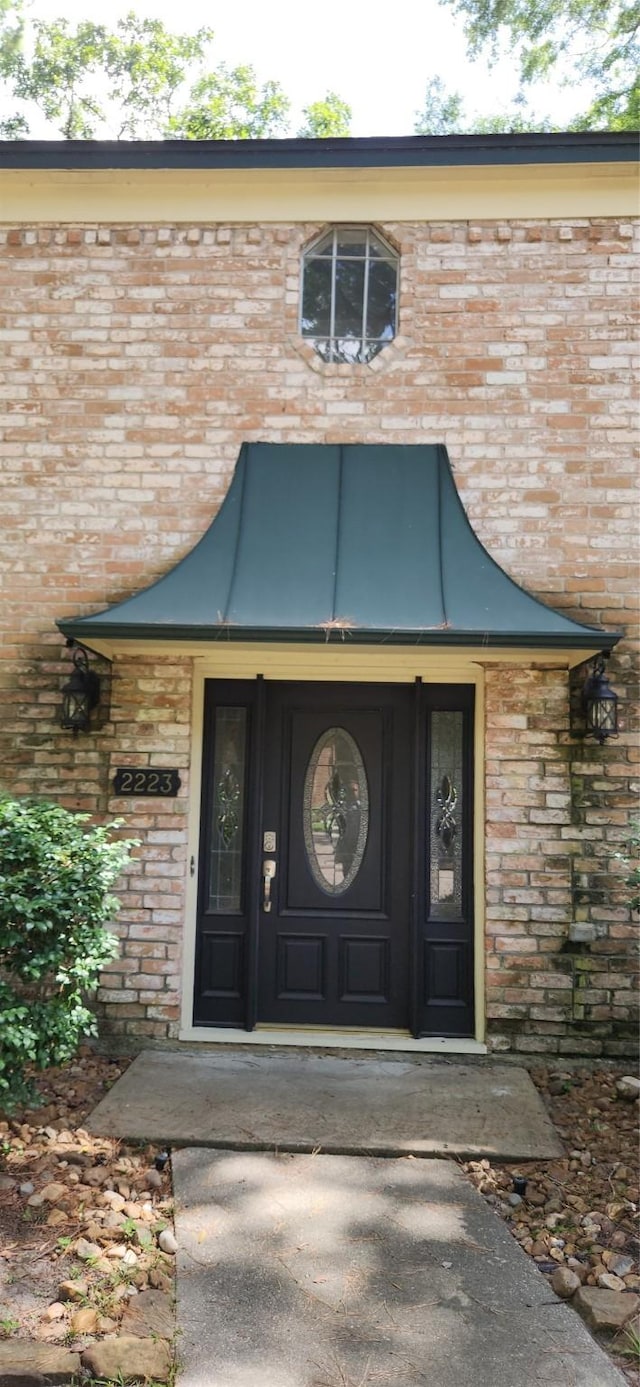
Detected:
[61,684,91,733]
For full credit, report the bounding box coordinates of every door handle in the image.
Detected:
[262,858,276,912]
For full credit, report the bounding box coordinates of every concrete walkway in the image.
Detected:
[173,1149,626,1387]
[87,1051,562,1160]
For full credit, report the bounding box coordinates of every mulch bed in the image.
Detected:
[0,1050,175,1382]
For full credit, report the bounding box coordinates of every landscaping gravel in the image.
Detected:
[0,1053,637,1385]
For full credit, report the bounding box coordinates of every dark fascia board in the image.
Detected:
[1,131,638,172]
[57,620,621,650]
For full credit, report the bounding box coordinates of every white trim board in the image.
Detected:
[178,1027,487,1054]
[180,660,487,1045]
[2,163,636,222]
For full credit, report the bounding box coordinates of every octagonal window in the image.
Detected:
[300,226,399,364]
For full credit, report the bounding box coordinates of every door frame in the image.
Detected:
[179,646,487,1050]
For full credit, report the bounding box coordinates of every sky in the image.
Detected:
[14,0,587,135]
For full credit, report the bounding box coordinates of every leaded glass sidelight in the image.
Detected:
[303,727,369,895]
[300,226,399,364]
[429,711,464,916]
[207,707,247,913]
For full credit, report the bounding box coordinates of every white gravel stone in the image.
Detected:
[102,1189,126,1211]
[616,1076,640,1101]
[158,1227,178,1255]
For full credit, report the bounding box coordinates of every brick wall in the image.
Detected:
[1,216,637,1051]
[484,666,638,1056]
[95,657,191,1041]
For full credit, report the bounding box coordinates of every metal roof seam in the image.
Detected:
[436,445,449,631]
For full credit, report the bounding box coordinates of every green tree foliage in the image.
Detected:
[441,0,640,129]
[167,66,290,140]
[414,76,553,133]
[0,3,349,139]
[0,797,137,1112]
[7,18,114,139]
[298,91,352,138]
[0,6,217,138]
[101,16,216,140]
[0,0,19,54]
[414,76,467,135]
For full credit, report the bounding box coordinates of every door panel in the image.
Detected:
[340,936,389,1002]
[258,683,412,1028]
[277,933,326,999]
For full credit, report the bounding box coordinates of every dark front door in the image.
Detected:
[258,683,412,1029]
[193,679,475,1037]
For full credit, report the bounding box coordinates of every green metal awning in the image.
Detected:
[58,443,619,651]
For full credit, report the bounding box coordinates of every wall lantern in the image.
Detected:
[61,643,100,735]
[581,653,619,744]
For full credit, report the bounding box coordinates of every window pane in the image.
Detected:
[301,258,332,337]
[304,727,369,896]
[365,259,398,342]
[208,707,247,913]
[334,258,365,338]
[368,232,393,258]
[311,339,333,362]
[332,338,365,363]
[335,229,368,257]
[311,229,335,257]
[429,711,464,917]
[361,341,384,363]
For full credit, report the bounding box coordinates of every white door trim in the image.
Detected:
[179,646,486,1044]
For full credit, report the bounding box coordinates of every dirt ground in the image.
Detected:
[0,1053,638,1383]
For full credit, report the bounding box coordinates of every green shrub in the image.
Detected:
[0,796,137,1111]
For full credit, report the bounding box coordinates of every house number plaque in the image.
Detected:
[113,768,181,797]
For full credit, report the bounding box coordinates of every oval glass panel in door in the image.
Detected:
[303,727,369,895]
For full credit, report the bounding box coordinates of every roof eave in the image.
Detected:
[57,618,621,651]
[2,131,637,173]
